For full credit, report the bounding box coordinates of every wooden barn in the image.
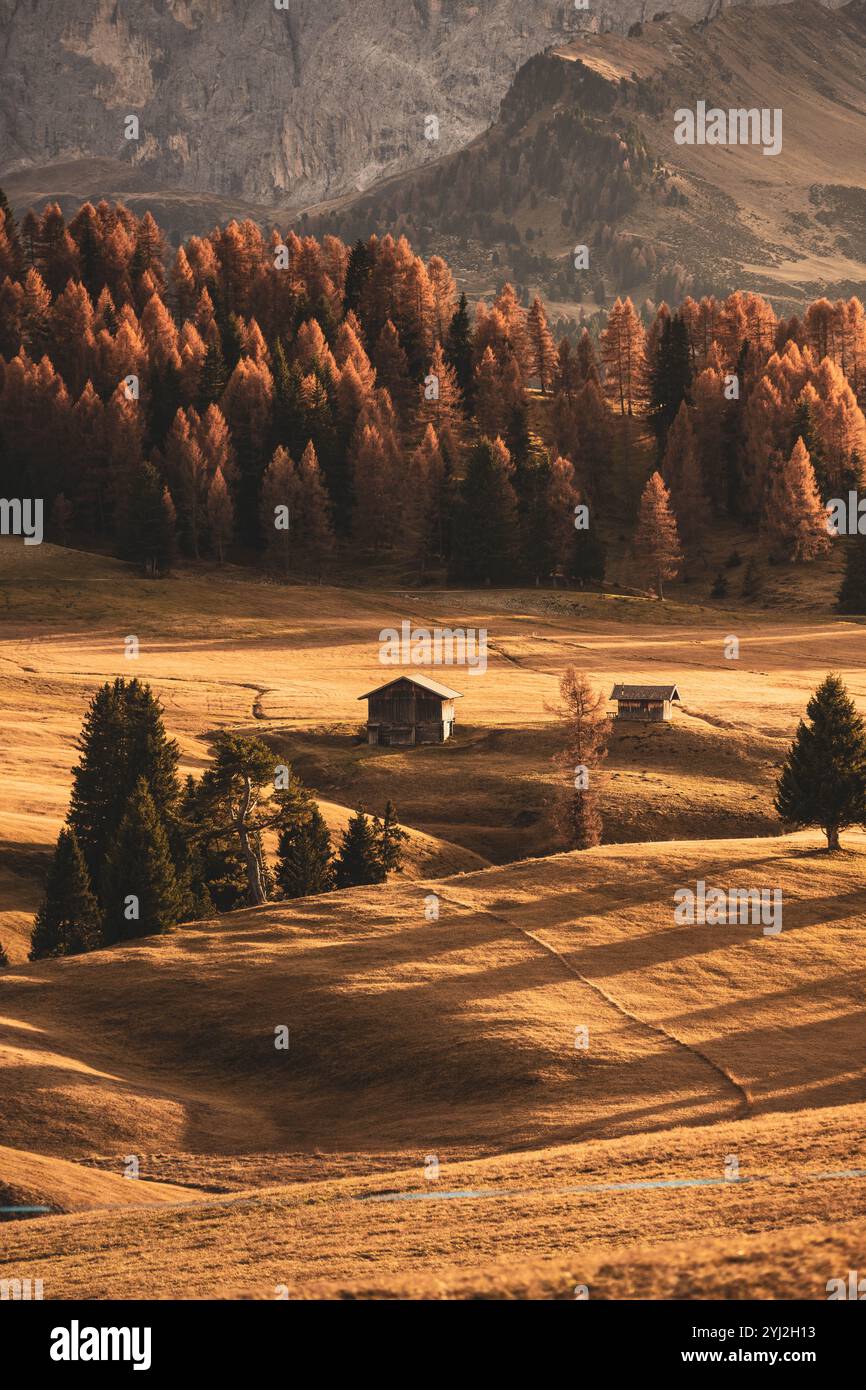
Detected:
[610,683,681,722]
[359,674,463,746]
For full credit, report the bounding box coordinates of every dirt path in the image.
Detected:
[426,884,752,1116]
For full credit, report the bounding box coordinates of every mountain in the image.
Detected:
[310,0,864,313]
[0,0,825,239]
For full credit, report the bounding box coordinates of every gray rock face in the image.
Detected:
[0,0,822,213]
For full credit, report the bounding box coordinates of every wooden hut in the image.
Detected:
[359,674,463,746]
[610,683,681,722]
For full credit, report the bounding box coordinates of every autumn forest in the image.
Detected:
[2,192,866,604]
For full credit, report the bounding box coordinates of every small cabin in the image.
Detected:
[359,674,463,747]
[610,683,681,722]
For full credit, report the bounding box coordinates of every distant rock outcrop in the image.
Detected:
[0,0,819,227]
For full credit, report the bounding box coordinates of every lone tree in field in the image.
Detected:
[198,733,308,905]
[635,471,682,598]
[334,808,387,888]
[276,805,334,899]
[30,827,102,959]
[549,668,611,850]
[102,779,184,941]
[775,674,866,850]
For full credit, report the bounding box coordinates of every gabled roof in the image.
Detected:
[359,673,464,701]
[610,684,681,701]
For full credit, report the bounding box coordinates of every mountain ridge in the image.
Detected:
[0,0,840,242]
[311,0,866,311]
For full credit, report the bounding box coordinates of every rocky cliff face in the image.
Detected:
[0,0,813,218]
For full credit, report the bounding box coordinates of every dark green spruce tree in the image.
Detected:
[118,462,177,576]
[198,340,228,411]
[837,535,866,614]
[450,438,521,585]
[774,674,866,849]
[514,434,553,583]
[445,293,473,405]
[377,799,407,876]
[30,828,102,960]
[343,238,373,317]
[650,312,692,456]
[102,778,184,941]
[276,804,335,898]
[68,678,182,896]
[334,808,386,888]
[571,522,606,586]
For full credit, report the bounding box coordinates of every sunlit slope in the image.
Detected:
[0,1143,196,1214]
[1,831,864,1163]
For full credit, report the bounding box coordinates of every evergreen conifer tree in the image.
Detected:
[68,678,182,895]
[445,292,473,404]
[377,800,407,875]
[837,534,866,613]
[30,827,102,960]
[650,311,692,453]
[334,808,386,888]
[774,674,866,849]
[118,462,178,576]
[450,438,520,585]
[276,805,334,898]
[102,778,183,941]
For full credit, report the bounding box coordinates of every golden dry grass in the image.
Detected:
[2,537,864,951]
[1,830,865,1296]
[2,540,866,1297]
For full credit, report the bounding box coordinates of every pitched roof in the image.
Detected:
[610,684,681,701]
[359,673,464,701]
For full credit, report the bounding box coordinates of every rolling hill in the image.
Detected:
[1,829,865,1296]
[3,540,866,1297]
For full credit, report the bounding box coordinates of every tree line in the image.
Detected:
[26,678,405,961]
[3,190,866,604]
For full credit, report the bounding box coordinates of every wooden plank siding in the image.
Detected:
[365,678,457,746]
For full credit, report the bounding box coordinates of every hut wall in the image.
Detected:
[366,683,456,744]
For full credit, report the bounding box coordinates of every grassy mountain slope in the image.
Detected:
[317,1,866,311]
